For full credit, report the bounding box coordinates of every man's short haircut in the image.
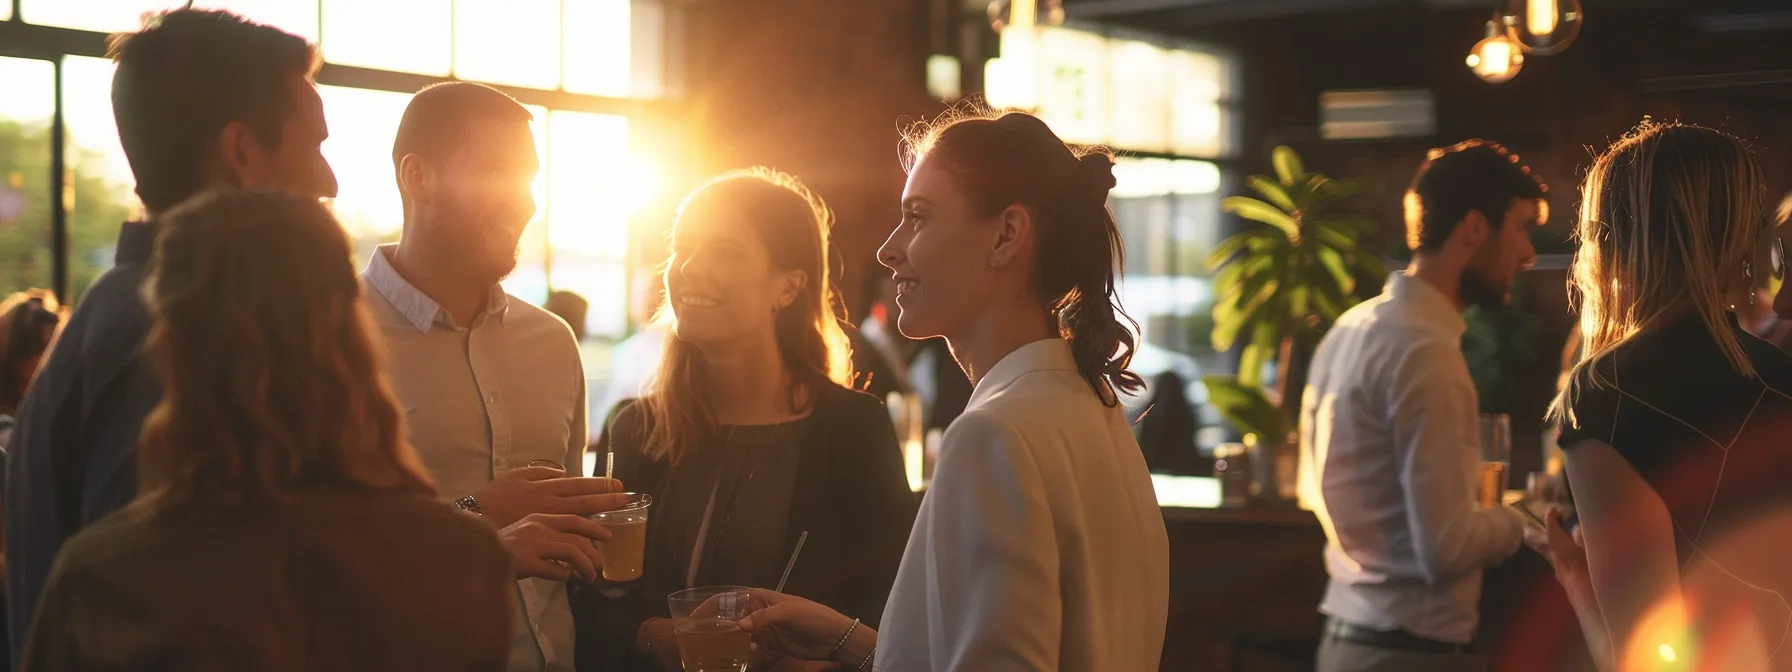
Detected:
[1404,139,1548,253]
[108,9,319,213]
[390,82,534,179]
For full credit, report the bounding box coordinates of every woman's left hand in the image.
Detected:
[737,589,862,663]
[1526,508,1590,588]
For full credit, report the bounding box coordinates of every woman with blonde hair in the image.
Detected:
[579,168,914,671]
[20,190,515,671]
[1535,121,1792,671]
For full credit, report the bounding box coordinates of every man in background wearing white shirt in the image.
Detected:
[366,82,627,672]
[1298,140,1547,671]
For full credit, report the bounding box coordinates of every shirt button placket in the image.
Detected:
[470,324,511,474]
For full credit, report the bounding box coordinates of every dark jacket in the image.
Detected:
[19,485,515,672]
[6,222,159,663]
[574,382,916,671]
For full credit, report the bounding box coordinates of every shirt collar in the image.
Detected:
[1387,272,1467,336]
[967,338,1080,408]
[363,244,509,333]
[116,221,156,265]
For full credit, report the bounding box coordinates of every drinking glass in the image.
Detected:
[667,586,754,672]
[1478,414,1511,509]
[591,493,652,582]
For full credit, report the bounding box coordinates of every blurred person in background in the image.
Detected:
[0,290,61,450]
[367,81,627,672]
[546,290,591,342]
[579,168,913,671]
[738,110,1169,672]
[1537,122,1792,671]
[4,10,339,661]
[853,271,913,401]
[1299,140,1543,672]
[596,271,668,427]
[20,190,514,671]
[0,289,60,671]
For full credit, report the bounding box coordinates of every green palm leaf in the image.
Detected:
[1247,176,1298,212]
[1223,196,1299,240]
[1316,247,1356,295]
[1272,145,1306,186]
[1314,226,1357,253]
[1201,375,1287,443]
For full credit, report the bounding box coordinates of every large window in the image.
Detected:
[1,0,682,427]
[985,24,1238,455]
[0,57,56,299]
[0,0,672,305]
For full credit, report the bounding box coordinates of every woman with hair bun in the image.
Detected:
[737,110,1170,672]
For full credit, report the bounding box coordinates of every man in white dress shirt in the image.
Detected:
[366,82,626,672]
[1298,140,1547,671]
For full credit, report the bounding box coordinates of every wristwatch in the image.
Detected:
[453,494,485,517]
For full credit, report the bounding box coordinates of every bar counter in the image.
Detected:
[1155,502,1583,671]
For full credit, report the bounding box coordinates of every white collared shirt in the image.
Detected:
[1297,273,1524,644]
[363,246,589,672]
[878,338,1170,672]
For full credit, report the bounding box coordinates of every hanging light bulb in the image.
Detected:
[1503,0,1583,56]
[1466,19,1524,84]
[988,0,1064,32]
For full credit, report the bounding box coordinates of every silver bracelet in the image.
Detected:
[856,643,875,671]
[452,494,484,517]
[830,618,861,661]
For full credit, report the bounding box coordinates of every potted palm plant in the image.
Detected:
[1202,146,1387,497]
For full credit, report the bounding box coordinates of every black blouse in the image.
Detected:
[1558,312,1792,642]
[654,419,807,594]
[572,383,916,672]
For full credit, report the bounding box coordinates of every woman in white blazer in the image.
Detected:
[736,109,1171,672]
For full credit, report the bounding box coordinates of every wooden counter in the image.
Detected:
[1159,505,1328,671]
[1157,505,1588,671]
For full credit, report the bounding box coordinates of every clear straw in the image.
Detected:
[605,451,615,491]
[774,530,809,593]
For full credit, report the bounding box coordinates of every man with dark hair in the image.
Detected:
[364,82,623,672]
[1298,140,1545,671]
[4,9,336,661]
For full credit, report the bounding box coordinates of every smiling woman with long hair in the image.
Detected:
[20,191,514,671]
[579,168,914,671]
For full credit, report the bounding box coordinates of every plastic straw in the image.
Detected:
[775,531,810,593]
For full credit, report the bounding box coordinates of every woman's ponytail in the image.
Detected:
[905,109,1144,405]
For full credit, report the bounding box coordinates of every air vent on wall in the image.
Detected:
[1319,89,1436,141]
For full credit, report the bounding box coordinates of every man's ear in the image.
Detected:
[398,154,432,209]
[213,120,258,187]
[1456,210,1491,249]
[988,203,1034,270]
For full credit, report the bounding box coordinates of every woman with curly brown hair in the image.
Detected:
[20,191,515,671]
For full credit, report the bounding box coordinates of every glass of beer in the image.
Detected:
[1478,414,1511,509]
[667,586,753,672]
[591,493,651,582]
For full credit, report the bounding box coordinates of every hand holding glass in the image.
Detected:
[668,586,754,672]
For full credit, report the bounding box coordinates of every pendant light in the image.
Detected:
[988,0,1064,32]
[1503,0,1583,56]
[1466,18,1524,84]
